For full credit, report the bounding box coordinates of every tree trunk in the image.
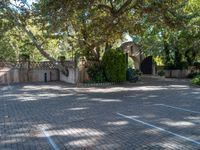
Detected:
[163,41,170,65]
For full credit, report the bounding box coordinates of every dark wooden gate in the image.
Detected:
[141,56,153,74]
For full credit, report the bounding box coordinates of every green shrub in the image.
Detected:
[187,72,200,78]
[135,69,142,76]
[178,61,189,69]
[19,54,30,61]
[165,61,188,70]
[87,64,106,83]
[128,57,135,68]
[194,62,200,69]
[164,62,175,70]
[58,56,66,62]
[102,49,126,82]
[192,75,200,85]
[58,56,66,65]
[158,70,165,76]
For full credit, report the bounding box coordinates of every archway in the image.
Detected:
[121,42,144,70]
[121,42,156,75]
[140,56,156,75]
[128,56,140,70]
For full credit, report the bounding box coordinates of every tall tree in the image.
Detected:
[129,0,200,67]
[1,0,198,65]
[34,0,190,61]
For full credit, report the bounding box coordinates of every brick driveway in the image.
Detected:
[1,79,200,150]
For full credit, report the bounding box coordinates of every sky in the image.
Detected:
[27,0,37,5]
[10,0,37,6]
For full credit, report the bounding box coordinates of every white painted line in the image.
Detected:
[117,112,200,145]
[40,127,60,150]
[155,104,200,115]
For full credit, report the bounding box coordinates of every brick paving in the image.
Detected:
[0,79,200,150]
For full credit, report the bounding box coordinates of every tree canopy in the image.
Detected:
[0,0,199,66]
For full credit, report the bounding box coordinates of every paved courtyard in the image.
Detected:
[1,78,200,150]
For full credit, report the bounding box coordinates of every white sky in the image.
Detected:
[125,34,133,42]
[27,0,37,5]
[10,0,37,6]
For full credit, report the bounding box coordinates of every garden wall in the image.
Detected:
[157,66,198,78]
[0,68,59,84]
[60,68,79,84]
[0,61,77,85]
[0,67,59,85]
[164,69,190,78]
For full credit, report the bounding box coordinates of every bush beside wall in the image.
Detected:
[102,49,126,82]
[87,64,106,83]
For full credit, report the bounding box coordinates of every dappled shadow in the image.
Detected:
[0,79,200,149]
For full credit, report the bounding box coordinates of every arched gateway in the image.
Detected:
[121,42,156,75]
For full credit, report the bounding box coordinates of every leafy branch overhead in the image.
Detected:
[0,0,199,66]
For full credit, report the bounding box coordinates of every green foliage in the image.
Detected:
[19,54,30,61]
[102,49,126,82]
[0,36,16,61]
[87,64,106,83]
[194,62,200,69]
[1,0,200,65]
[165,61,188,70]
[128,57,135,68]
[32,0,193,61]
[154,57,164,66]
[135,70,142,76]
[187,72,200,78]
[192,75,200,85]
[130,0,200,68]
[58,56,66,62]
[158,70,165,76]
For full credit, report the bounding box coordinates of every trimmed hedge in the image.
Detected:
[102,49,126,82]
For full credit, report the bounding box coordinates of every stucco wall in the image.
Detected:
[0,68,59,84]
[164,69,191,78]
[60,68,79,84]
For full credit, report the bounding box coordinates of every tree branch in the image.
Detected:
[116,0,137,15]
[97,4,113,13]
[3,2,69,75]
[109,0,114,9]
